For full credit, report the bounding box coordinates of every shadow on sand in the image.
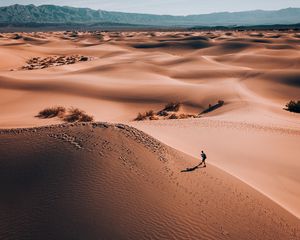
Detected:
[181,165,206,173]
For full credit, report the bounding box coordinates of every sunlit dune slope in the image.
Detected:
[0,123,299,240]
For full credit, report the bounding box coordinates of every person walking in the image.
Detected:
[198,150,207,167]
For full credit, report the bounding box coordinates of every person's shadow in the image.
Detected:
[181,165,206,172]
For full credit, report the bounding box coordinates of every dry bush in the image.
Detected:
[135,113,146,121]
[146,110,154,117]
[149,116,159,121]
[36,106,94,122]
[169,114,179,119]
[285,100,300,113]
[134,110,154,121]
[63,108,94,123]
[63,108,82,122]
[80,113,94,122]
[179,114,195,119]
[162,102,181,112]
[36,106,66,119]
[157,110,169,117]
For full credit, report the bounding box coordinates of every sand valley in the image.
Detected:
[0,30,299,239]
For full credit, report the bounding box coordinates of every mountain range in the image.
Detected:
[1,4,300,27]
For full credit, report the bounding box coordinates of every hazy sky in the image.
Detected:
[1,0,300,15]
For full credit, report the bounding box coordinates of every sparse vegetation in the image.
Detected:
[36,106,66,118]
[79,113,94,122]
[63,108,94,123]
[134,110,155,121]
[169,114,179,119]
[162,102,181,112]
[134,100,224,121]
[22,55,92,70]
[36,106,94,122]
[157,110,169,117]
[285,100,300,113]
[149,115,159,121]
[146,110,155,117]
[135,113,146,121]
[134,102,199,121]
[179,113,196,119]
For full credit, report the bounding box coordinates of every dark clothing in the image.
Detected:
[199,152,207,167]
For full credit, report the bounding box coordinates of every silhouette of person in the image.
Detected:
[198,150,207,167]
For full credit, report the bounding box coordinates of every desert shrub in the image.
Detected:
[163,102,181,112]
[157,110,169,116]
[169,114,179,119]
[36,106,66,119]
[63,108,94,123]
[79,113,94,122]
[146,110,154,117]
[63,108,82,122]
[134,110,154,121]
[285,100,300,113]
[178,114,188,119]
[135,113,146,121]
[179,114,195,119]
[149,116,159,121]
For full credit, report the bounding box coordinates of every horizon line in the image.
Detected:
[1,4,299,17]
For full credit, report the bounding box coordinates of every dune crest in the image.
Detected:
[0,123,299,239]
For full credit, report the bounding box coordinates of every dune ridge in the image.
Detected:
[0,122,299,240]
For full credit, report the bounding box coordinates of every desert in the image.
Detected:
[0,29,300,239]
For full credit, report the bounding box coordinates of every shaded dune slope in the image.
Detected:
[0,123,299,240]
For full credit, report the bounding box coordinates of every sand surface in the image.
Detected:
[0,123,299,239]
[0,30,300,238]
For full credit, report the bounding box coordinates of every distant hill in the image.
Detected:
[0,4,300,28]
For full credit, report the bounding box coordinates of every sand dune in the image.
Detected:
[0,123,299,239]
[0,30,300,238]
